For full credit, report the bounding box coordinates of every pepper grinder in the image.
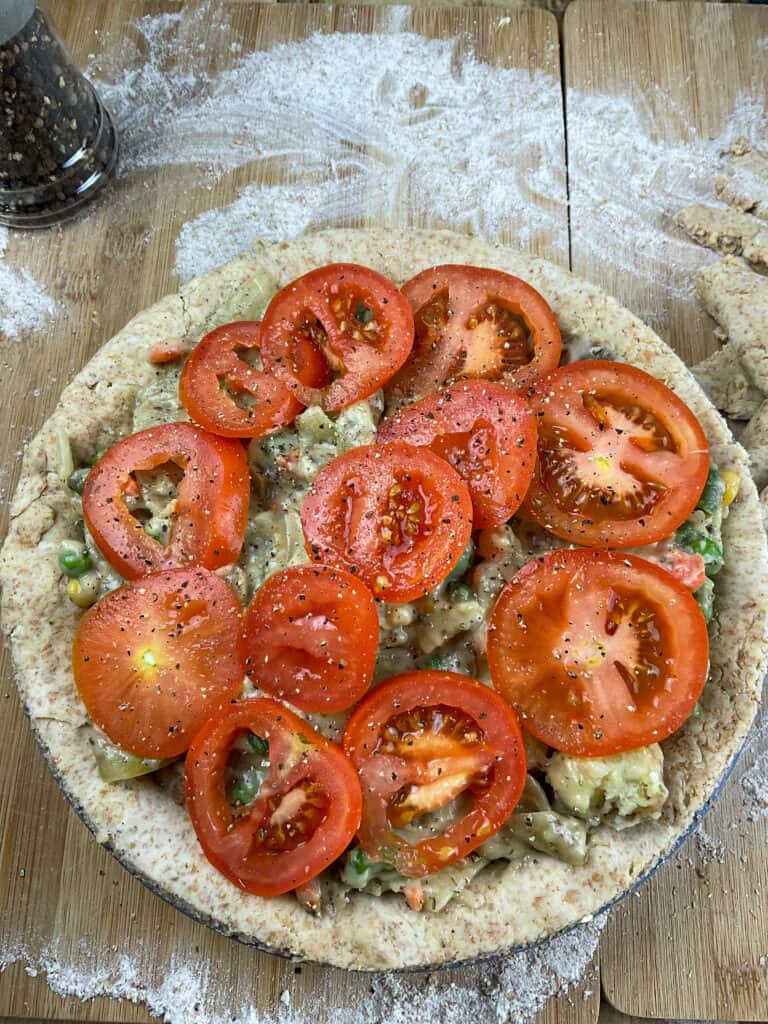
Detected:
[0,1,119,227]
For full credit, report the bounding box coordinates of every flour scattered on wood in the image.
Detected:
[88,8,568,281]
[567,88,768,318]
[0,916,604,1024]
[0,227,59,340]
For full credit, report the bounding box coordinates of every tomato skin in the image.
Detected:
[179,321,306,439]
[343,671,527,878]
[243,565,379,713]
[185,699,362,897]
[377,379,537,529]
[82,422,249,579]
[73,568,245,759]
[260,263,415,412]
[523,360,710,548]
[386,265,562,407]
[487,548,710,756]
[301,441,474,603]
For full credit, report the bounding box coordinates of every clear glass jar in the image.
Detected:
[0,2,119,227]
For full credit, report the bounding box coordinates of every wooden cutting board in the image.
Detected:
[0,4,600,1024]
[564,1,768,1020]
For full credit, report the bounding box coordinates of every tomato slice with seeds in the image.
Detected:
[386,265,562,408]
[259,263,415,412]
[185,699,362,896]
[300,441,473,603]
[377,379,537,529]
[82,422,249,579]
[73,568,245,759]
[487,549,709,756]
[523,361,710,547]
[343,671,526,878]
[179,321,322,439]
[243,565,379,713]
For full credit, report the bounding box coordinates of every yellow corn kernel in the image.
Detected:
[66,572,100,609]
[722,470,740,507]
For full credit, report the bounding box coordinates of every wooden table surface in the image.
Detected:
[0,1,766,1022]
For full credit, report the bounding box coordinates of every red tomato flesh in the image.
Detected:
[343,671,527,877]
[260,263,415,412]
[185,699,362,896]
[82,422,249,579]
[386,265,562,407]
[243,565,379,713]
[523,360,710,547]
[301,441,474,602]
[73,568,245,759]
[179,321,311,439]
[487,548,709,756]
[377,379,537,529]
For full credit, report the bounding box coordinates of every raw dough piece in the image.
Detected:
[675,204,768,272]
[692,344,764,421]
[714,143,768,222]
[741,399,768,489]
[696,256,768,393]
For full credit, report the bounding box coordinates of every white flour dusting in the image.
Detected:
[0,226,59,340]
[0,916,604,1024]
[87,11,568,281]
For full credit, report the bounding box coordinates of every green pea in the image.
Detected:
[351,847,370,875]
[354,302,375,325]
[247,733,269,756]
[697,468,725,517]
[230,765,267,806]
[58,547,93,578]
[66,467,89,495]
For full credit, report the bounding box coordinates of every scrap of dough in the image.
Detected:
[714,145,768,222]
[696,256,768,393]
[692,344,764,421]
[675,204,768,272]
[742,400,768,489]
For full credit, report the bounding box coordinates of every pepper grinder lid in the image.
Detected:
[0,1,35,45]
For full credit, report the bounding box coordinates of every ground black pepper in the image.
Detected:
[0,4,118,227]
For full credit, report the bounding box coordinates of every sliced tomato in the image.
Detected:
[148,339,192,364]
[386,265,562,408]
[377,379,536,529]
[185,698,362,896]
[179,321,324,439]
[301,441,473,603]
[82,422,249,579]
[243,565,379,713]
[259,263,415,412]
[487,548,709,756]
[343,671,526,878]
[523,361,710,547]
[73,568,244,759]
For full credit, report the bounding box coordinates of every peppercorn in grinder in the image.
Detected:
[0,1,118,227]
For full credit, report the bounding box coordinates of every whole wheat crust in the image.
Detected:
[2,229,767,970]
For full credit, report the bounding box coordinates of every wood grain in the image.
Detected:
[0,5,591,1024]
[564,1,768,1019]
